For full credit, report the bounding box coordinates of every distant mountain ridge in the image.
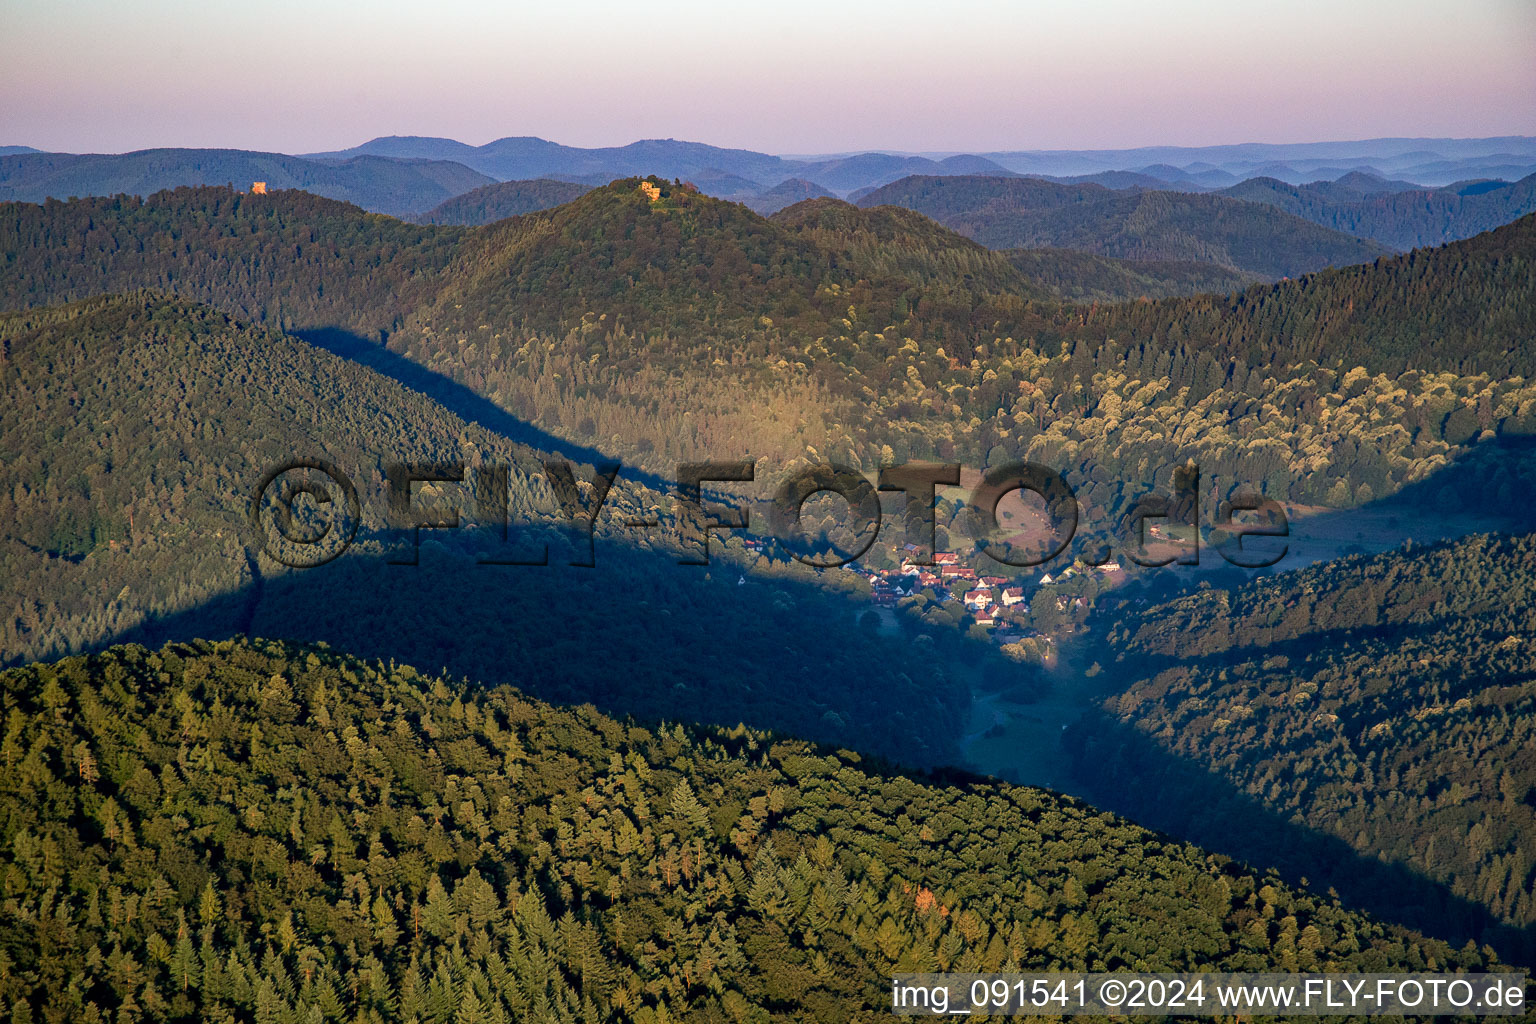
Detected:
[856,174,1390,279]
[979,135,1536,185]
[742,177,835,215]
[1036,169,1209,191]
[1216,172,1536,249]
[304,132,1536,191]
[1017,165,1536,250]
[0,147,494,217]
[305,133,1536,185]
[305,135,801,189]
[7,136,1535,247]
[306,135,1023,196]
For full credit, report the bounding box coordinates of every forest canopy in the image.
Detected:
[0,637,1510,1022]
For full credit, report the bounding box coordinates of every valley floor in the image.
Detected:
[961,499,1528,792]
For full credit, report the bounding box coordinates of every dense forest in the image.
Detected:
[0,294,1010,766]
[1075,212,1536,375]
[0,637,1512,1022]
[999,246,1252,302]
[1071,533,1536,962]
[854,175,1391,278]
[415,180,592,227]
[740,180,835,216]
[5,155,1536,1021]
[0,293,537,663]
[0,189,463,334]
[1217,172,1536,249]
[3,186,1534,518]
[389,186,1536,509]
[767,199,1043,297]
[771,198,1254,300]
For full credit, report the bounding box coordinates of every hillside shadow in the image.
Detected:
[1272,434,1536,570]
[294,328,672,491]
[1381,435,1536,515]
[70,531,1533,966]
[81,535,1006,771]
[1063,707,1536,967]
[28,391,1536,966]
[1048,438,1536,968]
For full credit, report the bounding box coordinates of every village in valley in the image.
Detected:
[860,548,1120,638]
[730,530,1130,662]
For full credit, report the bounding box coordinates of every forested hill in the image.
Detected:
[408,178,845,342]
[0,294,992,766]
[1217,172,1536,250]
[7,183,1528,381]
[0,188,464,335]
[4,185,1533,512]
[415,178,592,226]
[387,185,1536,507]
[1076,532,1536,963]
[0,293,560,665]
[0,637,1509,1022]
[769,198,1253,302]
[855,174,1392,279]
[743,177,835,215]
[767,197,1046,296]
[406,179,1046,341]
[1078,211,1536,376]
[0,182,1041,344]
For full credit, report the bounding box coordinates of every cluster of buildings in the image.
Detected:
[847,547,1124,634]
[735,534,1125,645]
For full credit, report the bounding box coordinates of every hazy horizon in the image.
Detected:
[3,0,1533,155]
[5,131,1536,160]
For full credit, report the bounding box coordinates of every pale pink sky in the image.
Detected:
[2,0,1533,154]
